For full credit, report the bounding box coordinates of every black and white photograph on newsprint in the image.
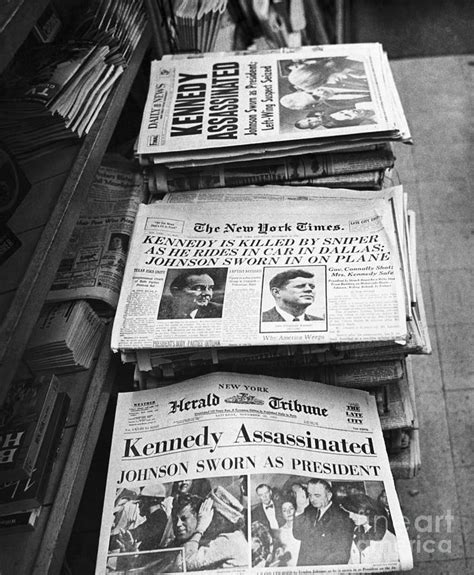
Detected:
[106,475,248,573]
[260,265,327,330]
[2,2,472,574]
[157,268,228,320]
[250,474,397,568]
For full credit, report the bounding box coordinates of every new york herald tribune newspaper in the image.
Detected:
[95,372,413,573]
[111,188,408,351]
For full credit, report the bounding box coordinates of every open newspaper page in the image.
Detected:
[137,43,410,161]
[111,187,408,351]
[46,157,146,309]
[95,371,413,574]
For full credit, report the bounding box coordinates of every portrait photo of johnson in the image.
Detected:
[157,268,227,320]
[260,267,327,330]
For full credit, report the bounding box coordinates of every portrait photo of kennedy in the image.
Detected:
[260,266,327,331]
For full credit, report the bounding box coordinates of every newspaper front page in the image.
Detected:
[158,185,413,320]
[137,43,410,161]
[95,372,413,574]
[111,188,407,351]
[47,158,146,309]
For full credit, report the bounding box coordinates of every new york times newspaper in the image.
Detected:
[137,43,410,164]
[95,372,413,574]
[111,187,408,351]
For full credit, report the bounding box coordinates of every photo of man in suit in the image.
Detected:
[293,478,353,566]
[157,269,224,320]
[251,484,284,535]
[262,269,324,323]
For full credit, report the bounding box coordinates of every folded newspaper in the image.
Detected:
[111,185,416,354]
[47,155,146,311]
[95,371,413,573]
[147,145,395,194]
[136,43,411,168]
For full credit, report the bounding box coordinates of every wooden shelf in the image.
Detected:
[0,17,150,572]
[0,328,117,575]
[0,26,151,405]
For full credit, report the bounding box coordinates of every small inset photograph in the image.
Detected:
[157,267,227,320]
[106,475,249,572]
[277,56,375,134]
[108,232,129,253]
[250,474,397,568]
[260,266,327,331]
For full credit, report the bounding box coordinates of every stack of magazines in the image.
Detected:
[0,0,147,159]
[172,0,227,53]
[25,301,105,374]
[135,43,409,193]
[145,0,227,56]
[0,384,70,534]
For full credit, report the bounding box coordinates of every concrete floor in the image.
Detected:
[350,0,474,59]
[390,55,474,574]
[63,55,474,574]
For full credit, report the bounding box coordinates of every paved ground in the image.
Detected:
[350,0,474,59]
[390,55,474,574]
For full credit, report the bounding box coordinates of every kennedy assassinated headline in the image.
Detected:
[144,56,278,150]
[111,375,386,488]
[98,374,413,573]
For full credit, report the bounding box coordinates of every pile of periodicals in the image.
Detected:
[111,183,430,479]
[146,0,227,56]
[95,371,415,573]
[24,301,106,374]
[0,0,147,160]
[0,374,70,533]
[20,155,145,376]
[136,43,408,195]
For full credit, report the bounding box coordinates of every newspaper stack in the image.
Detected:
[25,301,105,374]
[147,144,396,194]
[376,358,420,477]
[111,184,429,368]
[95,371,414,573]
[111,184,428,476]
[135,43,409,193]
[0,0,147,159]
[172,0,227,53]
[145,0,228,57]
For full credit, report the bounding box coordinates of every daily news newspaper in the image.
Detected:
[136,43,410,166]
[47,157,145,310]
[111,186,408,352]
[95,371,413,574]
